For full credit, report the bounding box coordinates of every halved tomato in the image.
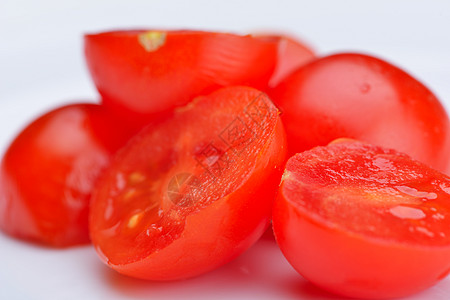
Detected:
[90,86,286,280]
[273,139,450,299]
[0,103,134,247]
[84,30,278,125]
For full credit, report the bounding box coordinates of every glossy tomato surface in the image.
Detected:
[256,33,315,88]
[84,30,278,124]
[90,86,286,280]
[0,103,134,247]
[269,53,450,171]
[273,139,450,299]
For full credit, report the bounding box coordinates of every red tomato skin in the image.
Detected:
[112,117,286,280]
[84,30,278,124]
[274,196,450,299]
[256,33,315,88]
[273,140,450,299]
[0,104,133,247]
[268,53,450,171]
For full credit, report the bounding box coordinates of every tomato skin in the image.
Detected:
[273,140,450,299]
[84,30,278,125]
[268,53,450,171]
[256,33,315,88]
[275,197,450,299]
[0,103,133,247]
[90,86,287,280]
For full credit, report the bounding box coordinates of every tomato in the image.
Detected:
[255,33,315,88]
[90,86,286,280]
[268,53,450,171]
[0,103,134,247]
[84,30,278,125]
[273,139,450,299]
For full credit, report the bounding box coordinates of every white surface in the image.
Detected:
[1,1,450,299]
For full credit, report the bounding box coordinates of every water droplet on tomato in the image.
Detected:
[395,185,437,200]
[372,156,394,171]
[157,208,164,217]
[432,213,445,220]
[415,226,435,238]
[146,224,163,236]
[360,83,371,94]
[389,205,426,220]
[439,182,450,195]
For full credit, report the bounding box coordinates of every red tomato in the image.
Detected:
[0,103,134,247]
[268,53,450,171]
[84,30,278,125]
[90,86,286,280]
[255,33,315,88]
[273,139,450,299]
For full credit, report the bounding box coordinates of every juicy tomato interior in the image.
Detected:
[282,140,450,246]
[84,30,278,124]
[90,86,286,278]
[268,53,450,171]
[0,104,134,247]
[273,140,450,298]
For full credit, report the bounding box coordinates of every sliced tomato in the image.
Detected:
[268,53,450,171]
[0,103,134,247]
[90,86,286,280]
[273,139,450,299]
[255,33,315,88]
[84,30,278,125]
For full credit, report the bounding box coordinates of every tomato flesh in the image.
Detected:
[90,86,286,280]
[268,53,450,171]
[0,104,134,247]
[273,140,450,299]
[85,30,278,125]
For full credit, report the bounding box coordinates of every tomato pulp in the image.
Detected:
[90,86,286,280]
[273,139,450,298]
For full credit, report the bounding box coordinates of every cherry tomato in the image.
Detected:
[84,30,278,125]
[268,53,450,171]
[90,86,286,280]
[255,33,315,88]
[273,139,450,299]
[0,103,134,247]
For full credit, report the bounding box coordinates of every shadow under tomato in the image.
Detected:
[285,279,344,300]
[260,224,277,241]
[97,238,321,299]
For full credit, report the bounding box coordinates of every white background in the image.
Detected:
[1,1,450,299]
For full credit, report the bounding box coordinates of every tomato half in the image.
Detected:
[268,53,450,171]
[255,33,315,88]
[0,103,134,247]
[90,86,286,280]
[273,139,450,299]
[84,30,278,125]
